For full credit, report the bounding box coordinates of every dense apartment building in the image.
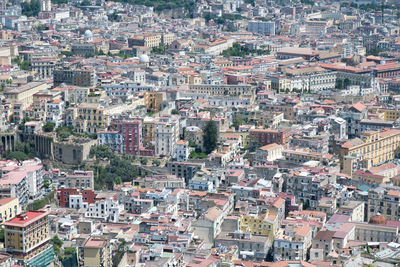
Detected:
[248,21,276,35]
[98,130,123,154]
[249,128,291,149]
[128,33,161,48]
[367,187,400,221]
[3,82,50,115]
[57,170,94,189]
[154,116,179,157]
[4,211,53,266]
[285,172,335,209]
[53,68,95,87]
[110,118,143,155]
[214,232,270,261]
[31,58,59,80]
[259,98,300,120]
[75,103,109,134]
[71,44,96,57]
[82,236,111,267]
[340,129,400,173]
[187,84,256,98]
[273,224,313,261]
[57,188,97,208]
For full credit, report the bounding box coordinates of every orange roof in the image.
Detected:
[387,190,400,197]
[351,102,366,112]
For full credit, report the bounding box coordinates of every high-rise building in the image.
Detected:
[110,118,143,155]
[4,211,54,266]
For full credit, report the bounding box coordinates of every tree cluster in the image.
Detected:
[203,120,218,154]
[221,43,270,58]
[4,142,35,161]
[203,12,245,24]
[90,145,139,189]
[107,0,194,13]
[27,190,55,210]
[21,0,40,17]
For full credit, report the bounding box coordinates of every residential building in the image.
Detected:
[253,143,284,164]
[249,128,291,149]
[215,232,270,261]
[340,129,400,172]
[176,140,189,162]
[53,68,95,87]
[111,118,143,156]
[57,170,94,190]
[4,211,53,266]
[273,224,313,261]
[154,116,179,157]
[367,188,400,221]
[0,197,20,224]
[248,21,276,35]
[128,33,162,48]
[82,236,111,267]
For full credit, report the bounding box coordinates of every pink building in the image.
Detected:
[111,119,143,155]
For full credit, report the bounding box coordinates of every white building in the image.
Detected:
[176,140,189,162]
[40,0,51,12]
[155,116,180,157]
[45,99,64,126]
[85,197,124,222]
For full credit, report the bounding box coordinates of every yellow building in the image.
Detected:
[0,197,20,224]
[4,82,50,117]
[142,117,156,149]
[161,33,176,46]
[145,92,164,113]
[380,109,400,121]
[128,33,162,48]
[83,236,111,267]
[239,210,279,240]
[76,103,109,134]
[4,211,53,266]
[186,74,202,85]
[340,129,400,173]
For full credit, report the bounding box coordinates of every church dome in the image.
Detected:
[139,54,150,63]
[84,30,93,41]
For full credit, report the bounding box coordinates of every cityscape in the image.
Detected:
[0,0,400,266]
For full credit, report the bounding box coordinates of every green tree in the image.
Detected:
[140,157,148,165]
[63,247,76,259]
[151,45,167,55]
[21,0,40,17]
[43,180,51,189]
[152,159,161,166]
[203,120,218,154]
[232,114,245,130]
[43,122,56,132]
[80,0,90,5]
[171,109,179,115]
[51,235,63,259]
[114,177,122,185]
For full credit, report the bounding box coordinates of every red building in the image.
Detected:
[57,189,97,208]
[374,63,400,78]
[249,128,291,149]
[111,118,143,155]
